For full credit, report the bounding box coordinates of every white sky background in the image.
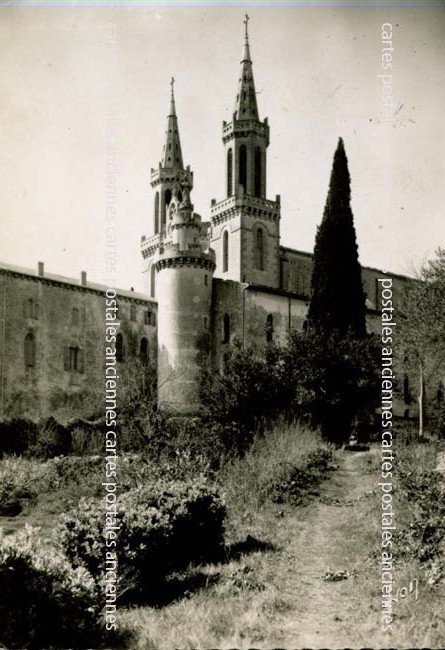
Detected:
[1,3,444,292]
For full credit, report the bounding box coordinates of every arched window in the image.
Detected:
[223,230,229,273]
[71,307,80,326]
[227,148,233,197]
[254,146,262,197]
[140,337,148,362]
[154,192,159,234]
[116,333,125,362]
[222,313,230,344]
[239,144,247,192]
[24,332,36,367]
[63,346,84,373]
[161,188,172,228]
[255,227,265,271]
[266,314,274,343]
[150,265,156,299]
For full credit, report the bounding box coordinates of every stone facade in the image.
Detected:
[0,263,156,421]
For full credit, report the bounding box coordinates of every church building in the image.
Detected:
[0,20,415,422]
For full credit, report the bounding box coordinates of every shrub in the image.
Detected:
[395,464,445,563]
[219,421,334,512]
[0,457,44,516]
[27,417,72,459]
[0,418,38,456]
[284,331,381,444]
[55,478,226,602]
[0,525,102,649]
[200,332,380,448]
[263,446,333,505]
[199,345,292,440]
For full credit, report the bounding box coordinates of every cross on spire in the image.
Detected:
[169,76,176,116]
[162,76,183,169]
[234,14,258,120]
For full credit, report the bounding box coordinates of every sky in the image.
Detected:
[1,2,444,292]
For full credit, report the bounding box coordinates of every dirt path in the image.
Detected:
[265,449,377,647]
[119,449,386,649]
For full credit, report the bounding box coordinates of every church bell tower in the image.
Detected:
[210,16,281,288]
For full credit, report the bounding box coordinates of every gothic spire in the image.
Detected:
[162,77,184,169]
[234,14,259,121]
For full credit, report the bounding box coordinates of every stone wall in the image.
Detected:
[0,265,156,422]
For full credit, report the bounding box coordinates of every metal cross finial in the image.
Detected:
[170,76,175,92]
[244,13,249,38]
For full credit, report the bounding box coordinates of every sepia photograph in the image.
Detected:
[0,0,445,648]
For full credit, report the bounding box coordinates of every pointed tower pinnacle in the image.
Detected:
[162,77,184,169]
[234,14,259,121]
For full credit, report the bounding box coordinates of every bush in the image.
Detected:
[0,526,102,649]
[284,331,381,444]
[396,464,445,563]
[0,418,38,456]
[55,478,226,602]
[200,332,380,449]
[263,446,333,505]
[0,457,45,516]
[199,345,293,441]
[27,417,72,459]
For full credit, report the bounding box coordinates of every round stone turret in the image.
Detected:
[155,181,215,414]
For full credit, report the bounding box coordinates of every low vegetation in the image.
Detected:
[56,478,226,602]
[0,525,103,649]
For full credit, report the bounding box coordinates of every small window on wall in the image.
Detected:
[239,144,247,191]
[71,307,80,326]
[154,191,160,234]
[222,313,230,344]
[265,314,274,343]
[227,148,233,197]
[150,265,156,298]
[24,332,36,368]
[130,304,137,322]
[116,333,125,362]
[374,279,381,310]
[145,310,156,326]
[223,231,229,273]
[254,228,265,271]
[24,298,38,320]
[64,346,84,373]
[140,337,149,362]
[403,374,411,404]
[254,146,262,198]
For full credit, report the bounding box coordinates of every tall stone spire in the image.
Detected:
[234,14,259,121]
[162,77,184,169]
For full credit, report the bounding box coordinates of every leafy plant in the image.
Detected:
[0,525,102,649]
[55,478,226,602]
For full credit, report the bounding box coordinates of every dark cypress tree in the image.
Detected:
[308,138,367,339]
